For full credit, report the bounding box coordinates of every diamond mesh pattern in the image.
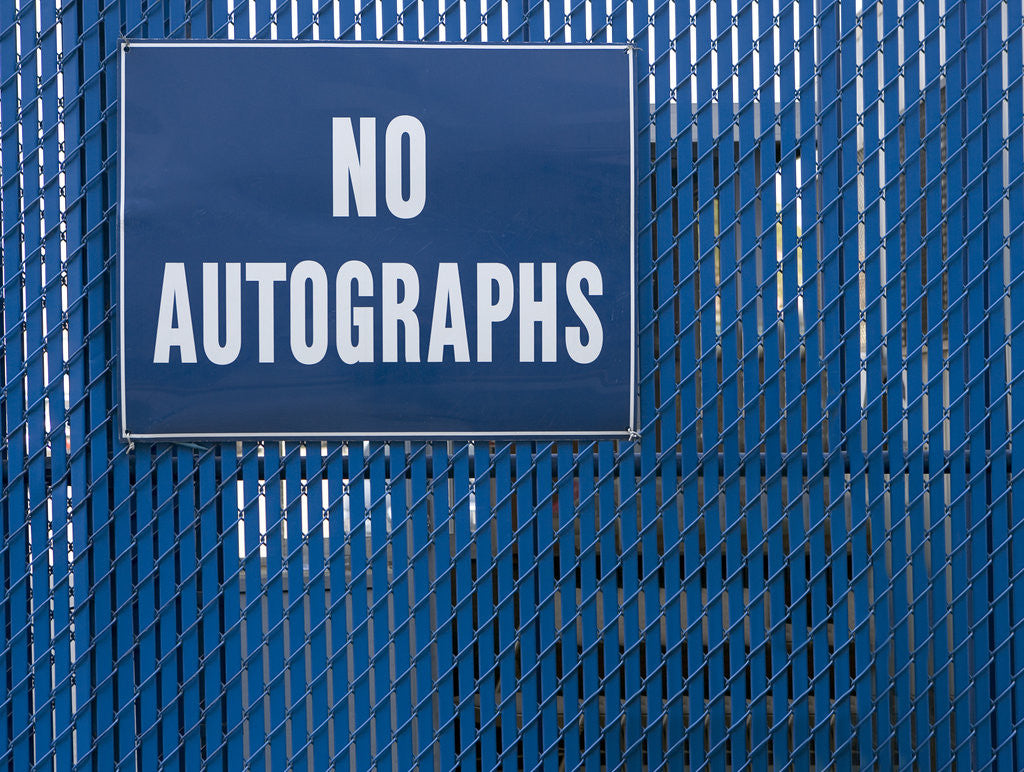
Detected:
[1,0,1023,769]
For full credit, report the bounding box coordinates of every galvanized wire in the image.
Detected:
[2,0,1023,769]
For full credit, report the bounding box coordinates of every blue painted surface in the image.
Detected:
[1,0,1023,770]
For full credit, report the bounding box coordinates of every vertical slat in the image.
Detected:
[915,0,945,758]
[241,442,267,770]
[111,447,135,772]
[177,448,201,766]
[2,3,1023,769]
[198,450,220,766]
[617,446,641,768]
[136,448,160,767]
[284,444,309,770]
[815,0,845,764]
[76,1,117,767]
[1009,2,1024,758]
[522,0,542,45]
[576,444,601,769]
[757,0,788,766]
[368,442,392,768]
[796,0,829,766]
[554,444,579,770]
[491,443,516,768]
[963,2,991,767]
[430,442,456,767]
[944,3,973,767]
[669,3,699,765]
[721,4,752,767]
[304,443,331,771]
[47,0,76,758]
[691,3,716,767]
[346,441,373,767]
[387,442,415,770]
[408,441,434,770]
[781,1,816,765]
[932,5,960,769]
[0,2,30,768]
[638,0,671,768]
[207,442,245,765]
[738,1,768,766]
[25,0,61,765]
[861,2,892,764]
[326,442,351,768]
[472,445,498,769]
[1006,6,1024,769]
[155,450,178,767]
[510,444,537,763]
[838,1,864,764]
[450,443,476,767]
[218,444,246,769]
[986,4,1015,765]
[622,2,650,769]
[262,442,289,771]
[981,2,1009,765]
[595,441,619,766]
[717,0,744,762]
[886,0,920,765]
[531,444,556,767]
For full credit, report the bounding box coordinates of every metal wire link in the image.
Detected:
[1,1,1023,770]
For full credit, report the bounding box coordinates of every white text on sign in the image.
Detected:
[152,260,604,366]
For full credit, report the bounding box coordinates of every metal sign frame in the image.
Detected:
[117,40,637,442]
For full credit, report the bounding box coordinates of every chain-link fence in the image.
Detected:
[2,0,1022,769]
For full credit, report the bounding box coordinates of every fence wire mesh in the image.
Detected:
[2,0,1023,769]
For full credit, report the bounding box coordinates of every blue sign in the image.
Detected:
[119,41,635,439]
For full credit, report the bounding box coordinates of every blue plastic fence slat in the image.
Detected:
[0,19,29,772]
[284,444,309,768]
[326,442,351,766]
[386,442,415,770]
[369,443,393,767]
[555,444,580,770]
[177,448,202,767]
[446,441,477,768]
[596,441,619,766]
[532,444,557,767]
[345,441,373,767]
[304,442,331,771]
[407,441,434,770]
[964,4,992,768]
[1,1,1021,768]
